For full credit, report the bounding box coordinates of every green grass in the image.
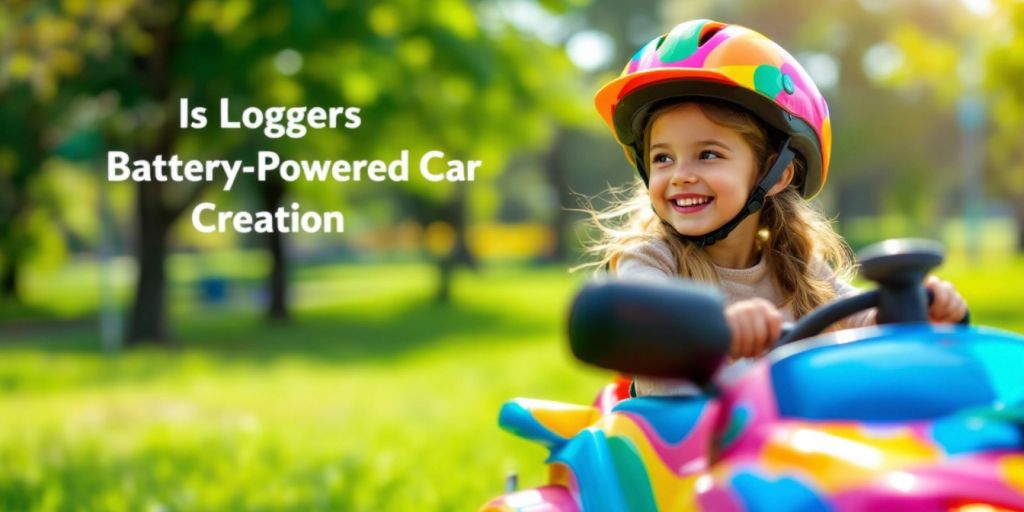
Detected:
[1,253,1023,511]
[0,261,609,511]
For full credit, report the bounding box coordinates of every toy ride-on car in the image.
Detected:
[481,239,1024,512]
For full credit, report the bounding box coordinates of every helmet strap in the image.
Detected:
[661,138,795,248]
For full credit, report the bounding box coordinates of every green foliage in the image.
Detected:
[983,0,1024,200]
[882,0,1024,207]
[1,0,594,307]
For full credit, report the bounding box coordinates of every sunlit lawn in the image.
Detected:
[0,259,610,511]
[0,252,1022,511]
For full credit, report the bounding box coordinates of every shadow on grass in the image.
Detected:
[0,300,92,326]
[0,290,566,392]
[0,290,560,360]
[177,297,556,363]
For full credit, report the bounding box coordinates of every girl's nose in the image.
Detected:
[670,166,699,186]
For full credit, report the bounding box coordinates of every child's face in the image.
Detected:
[647,103,758,238]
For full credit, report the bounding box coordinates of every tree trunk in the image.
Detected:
[0,124,38,304]
[127,181,171,345]
[434,184,475,304]
[436,257,454,305]
[0,201,23,301]
[124,4,193,346]
[450,185,475,268]
[542,129,571,261]
[1,257,17,301]
[261,178,289,321]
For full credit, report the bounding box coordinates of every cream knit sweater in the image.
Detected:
[614,238,873,396]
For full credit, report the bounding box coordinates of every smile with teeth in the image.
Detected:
[673,196,711,207]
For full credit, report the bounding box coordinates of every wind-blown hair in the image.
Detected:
[578,100,855,318]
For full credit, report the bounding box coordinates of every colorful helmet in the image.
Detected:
[594,19,831,198]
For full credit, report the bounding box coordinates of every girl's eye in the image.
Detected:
[651,153,673,164]
[699,150,722,160]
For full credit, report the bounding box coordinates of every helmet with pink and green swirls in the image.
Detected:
[595,19,831,200]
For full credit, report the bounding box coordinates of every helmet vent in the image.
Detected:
[653,34,669,51]
[698,22,726,46]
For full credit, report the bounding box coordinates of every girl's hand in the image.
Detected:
[725,298,783,358]
[924,275,968,323]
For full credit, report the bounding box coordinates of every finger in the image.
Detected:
[728,314,745,358]
[949,301,964,323]
[762,310,783,354]
[767,308,783,341]
[748,312,767,357]
[938,282,959,322]
[737,310,757,358]
[865,308,878,326]
[733,312,752,358]
[935,285,955,321]
[726,309,743,358]
[725,307,737,339]
[929,281,951,320]
[950,293,968,322]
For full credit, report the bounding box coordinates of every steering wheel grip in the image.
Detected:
[774,289,970,348]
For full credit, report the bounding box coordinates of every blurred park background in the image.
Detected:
[1,0,1023,510]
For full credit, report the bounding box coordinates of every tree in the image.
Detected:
[981,0,1024,249]
[4,0,594,341]
[878,0,1024,249]
[0,1,140,303]
[0,88,45,301]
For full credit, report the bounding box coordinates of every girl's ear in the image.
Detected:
[766,160,795,197]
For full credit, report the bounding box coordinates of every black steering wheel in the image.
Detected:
[775,239,970,347]
[568,239,970,385]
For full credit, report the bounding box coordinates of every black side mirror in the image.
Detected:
[568,278,732,384]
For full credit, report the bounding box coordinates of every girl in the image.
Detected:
[585,19,967,395]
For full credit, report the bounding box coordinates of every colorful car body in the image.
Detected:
[482,324,1024,512]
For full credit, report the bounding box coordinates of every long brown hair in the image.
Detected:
[578,100,854,318]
